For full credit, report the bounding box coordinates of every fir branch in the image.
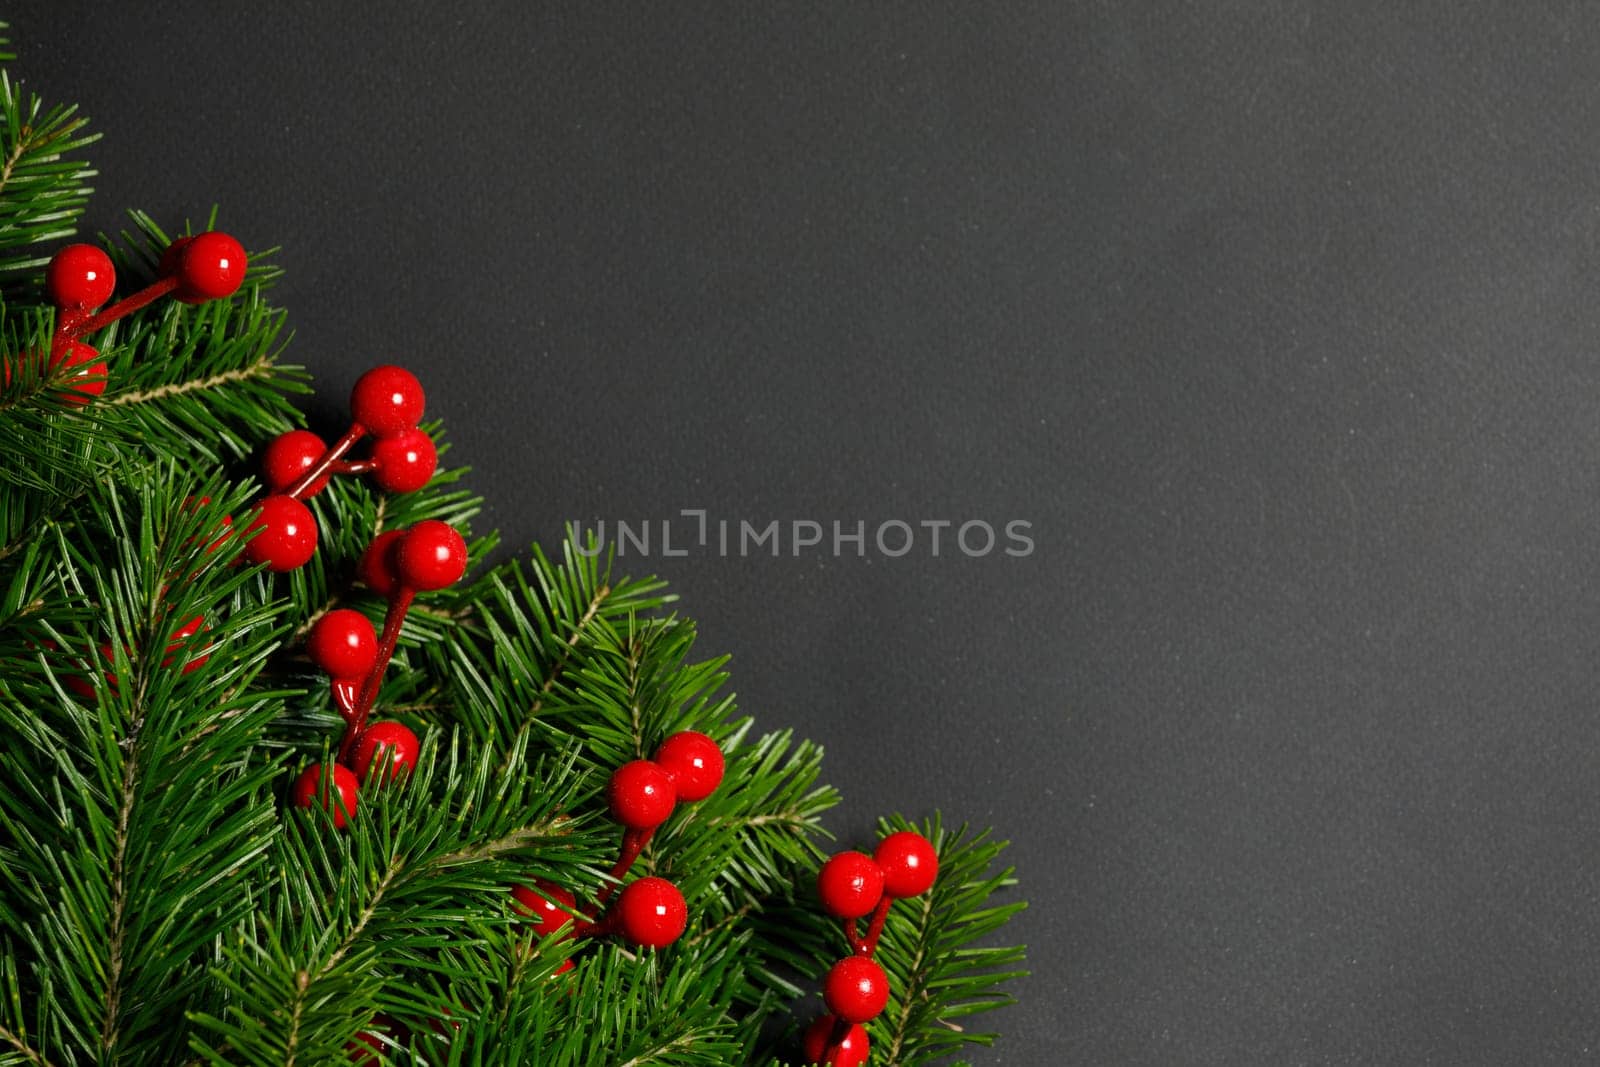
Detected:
[0,1024,54,1067]
[866,816,1028,1067]
[99,726,140,1057]
[106,354,273,406]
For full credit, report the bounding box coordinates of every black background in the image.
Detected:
[15,3,1600,1063]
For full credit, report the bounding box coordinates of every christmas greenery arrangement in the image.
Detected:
[0,27,1025,1066]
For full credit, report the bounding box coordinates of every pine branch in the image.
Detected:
[867,816,1028,1066]
[0,69,97,281]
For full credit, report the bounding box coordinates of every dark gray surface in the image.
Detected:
[16,3,1600,1063]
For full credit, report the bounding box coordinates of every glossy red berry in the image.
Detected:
[801,1015,871,1067]
[46,243,116,310]
[823,956,889,1025]
[607,759,676,830]
[307,608,378,679]
[652,730,724,802]
[61,641,116,700]
[158,235,193,277]
[350,365,425,435]
[162,614,210,674]
[347,1013,407,1064]
[616,876,687,948]
[243,495,317,572]
[291,762,359,828]
[874,830,938,899]
[511,879,577,937]
[816,851,885,920]
[357,529,406,595]
[51,340,107,405]
[175,231,247,303]
[369,428,438,493]
[262,429,330,495]
[352,721,420,785]
[395,520,467,591]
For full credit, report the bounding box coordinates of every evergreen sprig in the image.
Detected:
[0,30,1026,1067]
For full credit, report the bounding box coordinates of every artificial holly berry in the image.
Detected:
[511,879,577,938]
[816,851,885,920]
[242,495,318,571]
[60,640,116,700]
[653,730,724,802]
[157,235,193,278]
[395,519,467,590]
[369,427,438,493]
[346,1014,406,1065]
[50,340,107,405]
[307,608,378,679]
[607,759,677,830]
[162,614,210,674]
[801,1015,871,1067]
[183,495,234,556]
[351,721,420,785]
[350,365,425,435]
[357,529,406,595]
[262,429,331,495]
[823,956,890,1025]
[174,231,247,303]
[291,762,359,828]
[46,243,116,310]
[615,876,687,948]
[874,830,938,899]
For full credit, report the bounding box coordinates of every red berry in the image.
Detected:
[350,365,425,435]
[175,231,247,303]
[62,641,116,699]
[307,608,378,679]
[823,956,889,1025]
[351,721,420,785]
[816,851,885,920]
[357,530,405,596]
[50,340,107,405]
[243,495,318,572]
[347,1013,406,1064]
[368,428,437,493]
[46,244,116,310]
[162,614,211,674]
[801,1015,871,1067]
[607,760,676,830]
[262,429,330,495]
[652,730,724,802]
[511,879,577,937]
[291,762,359,828]
[183,495,234,555]
[158,235,193,277]
[395,520,467,591]
[615,876,687,948]
[874,830,938,899]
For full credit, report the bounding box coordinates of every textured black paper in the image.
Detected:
[17,4,1600,1063]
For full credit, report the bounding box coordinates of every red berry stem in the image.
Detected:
[333,458,378,475]
[284,423,367,501]
[338,585,415,764]
[64,275,180,337]
[572,908,621,940]
[589,826,656,915]
[331,678,360,724]
[851,895,892,957]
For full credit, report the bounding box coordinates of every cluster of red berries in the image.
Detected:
[20,233,247,402]
[511,731,726,963]
[243,365,437,573]
[290,518,468,827]
[803,830,940,1066]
